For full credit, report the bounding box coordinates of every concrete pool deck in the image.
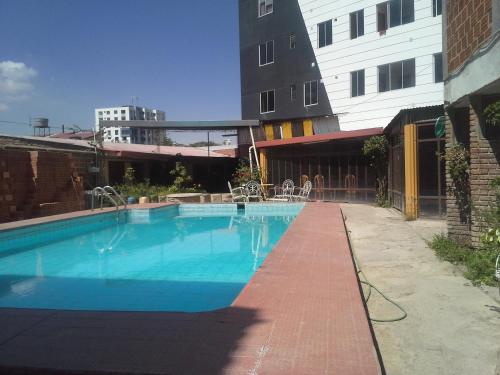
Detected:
[0,202,381,374]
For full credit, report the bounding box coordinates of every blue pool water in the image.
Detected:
[0,204,303,312]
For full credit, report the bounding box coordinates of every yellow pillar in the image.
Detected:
[281,121,292,139]
[264,124,274,140]
[259,148,268,184]
[303,119,313,136]
[404,124,418,220]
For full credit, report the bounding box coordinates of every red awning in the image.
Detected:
[255,127,384,148]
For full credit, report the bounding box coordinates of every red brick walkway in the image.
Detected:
[225,202,381,374]
[0,202,381,374]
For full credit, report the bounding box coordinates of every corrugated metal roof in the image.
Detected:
[102,142,230,158]
[99,120,259,130]
[384,105,444,133]
[255,127,384,148]
[0,134,231,158]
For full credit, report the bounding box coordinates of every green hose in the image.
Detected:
[346,227,408,323]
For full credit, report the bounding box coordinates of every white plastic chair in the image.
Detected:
[245,180,263,202]
[291,180,312,202]
[228,181,248,202]
[269,179,295,201]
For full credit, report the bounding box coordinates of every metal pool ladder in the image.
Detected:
[91,186,127,211]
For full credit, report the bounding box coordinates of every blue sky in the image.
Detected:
[0,0,241,143]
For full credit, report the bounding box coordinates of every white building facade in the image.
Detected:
[95,106,166,144]
[297,0,444,131]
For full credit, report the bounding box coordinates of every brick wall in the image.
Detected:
[446,0,492,74]
[0,150,94,223]
[469,100,500,246]
[446,103,500,246]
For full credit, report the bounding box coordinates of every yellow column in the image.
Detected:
[259,149,268,184]
[303,119,313,136]
[281,121,292,139]
[404,124,418,220]
[264,124,274,140]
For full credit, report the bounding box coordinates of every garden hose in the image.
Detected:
[345,225,408,322]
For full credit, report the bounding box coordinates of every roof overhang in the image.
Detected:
[99,120,259,130]
[255,128,384,148]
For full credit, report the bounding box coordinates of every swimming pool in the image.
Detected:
[0,203,303,312]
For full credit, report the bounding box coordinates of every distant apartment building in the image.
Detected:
[95,106,166,144]
[240,0,444,135]
[443,0,499,245]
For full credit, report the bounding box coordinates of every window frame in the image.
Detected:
[260,90,275,114]
[377,0,414,31]
[433,52,443,83]
[350,69,365,97]
[378,58,416,92]
[289,33,296,49]
[259,40,274,66]
[304,80,319,107]
[290,84,297,101]
[258,0,273,18]
[350,9,364,39]
[317,19,333,48]
[377,2,389,32]
[432,0,442,17]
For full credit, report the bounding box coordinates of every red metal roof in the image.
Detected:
[255,127,384,148]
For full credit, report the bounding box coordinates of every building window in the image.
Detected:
[258,0,273,17]
[290,84,297,100]
[98,111,103,115]
[259,40,274,66]
[351,69,365,97]
[434,53,443,82]
[350,9,364,39]
[114,117,118,120]
[114,110,117,114]
[260,90,275,113]
[304,80,318,106]
[432,0,442,16]
[377,0,414,32]
[121,116,126,120]
[106,111,110,114]
[290,33,296,49]
[378,58,415,92]
[317,20,332,48]
[121,109,126,114]
[115,129,119,135]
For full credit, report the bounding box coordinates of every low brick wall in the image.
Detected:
[0,150,94,223]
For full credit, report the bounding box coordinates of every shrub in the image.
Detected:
[428,234,498,286]
[484,100,500,127]
[363,136,389,206]
[478,177,500,246]
[443,144,471,224]
[114,164,203,201]
[232,159,260,187]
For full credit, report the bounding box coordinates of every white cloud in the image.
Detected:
[0,61,37,110]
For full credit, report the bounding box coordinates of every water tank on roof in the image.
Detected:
[33,117,49,128]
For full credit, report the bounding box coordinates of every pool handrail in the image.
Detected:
[103,186,127,209]
[91,187,126,211]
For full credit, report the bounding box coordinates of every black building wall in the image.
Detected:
[239,0,333,121]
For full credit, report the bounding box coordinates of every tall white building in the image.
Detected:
[240,0,444,131]
[298,0,443,130]
[95,105,166,144]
